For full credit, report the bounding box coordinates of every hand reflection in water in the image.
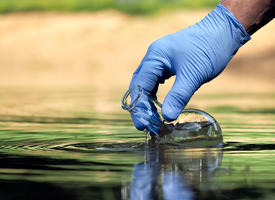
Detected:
[125,147,223,200]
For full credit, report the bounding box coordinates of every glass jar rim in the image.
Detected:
[121,85,143,111]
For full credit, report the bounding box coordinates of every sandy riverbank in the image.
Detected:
[0,10,274,95]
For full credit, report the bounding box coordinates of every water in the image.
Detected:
[0,87,275,200]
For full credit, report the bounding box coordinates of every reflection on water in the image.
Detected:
[0,88,275,199]
[124,147,223,200]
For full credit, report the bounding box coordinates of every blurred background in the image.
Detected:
[0,0,274,117]
[0,2,275,199]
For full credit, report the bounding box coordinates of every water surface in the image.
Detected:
[0,87,275,200]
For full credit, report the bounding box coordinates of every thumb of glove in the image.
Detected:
[161,76,196,121]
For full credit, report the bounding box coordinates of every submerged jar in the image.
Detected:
[122,86,222,145]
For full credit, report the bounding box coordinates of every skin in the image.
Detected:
[221,0,275,35]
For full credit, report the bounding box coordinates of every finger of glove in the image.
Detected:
[130,91,162,133]
[128,42,173,132]
[128,60,167,132]
[131,61,164,94]
[162,75,196,121]
[130,106,162,134]
[130,60,166,133]
[129,41,172,95]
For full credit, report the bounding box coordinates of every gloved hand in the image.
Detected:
[126,4,250,133]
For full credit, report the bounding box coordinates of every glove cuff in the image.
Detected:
[216,4,251,45]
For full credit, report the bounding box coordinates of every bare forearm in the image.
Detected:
[221,0,275,35]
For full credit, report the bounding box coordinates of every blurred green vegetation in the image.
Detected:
[0,0,219,14]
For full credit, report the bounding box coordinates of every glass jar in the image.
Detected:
[122,86,223,145]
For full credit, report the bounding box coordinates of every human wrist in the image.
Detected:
[221,0,275,35]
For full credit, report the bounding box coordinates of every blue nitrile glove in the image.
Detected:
[127,4,251,133]
[122,86,162,135]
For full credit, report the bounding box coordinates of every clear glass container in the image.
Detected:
[122,86,223,145]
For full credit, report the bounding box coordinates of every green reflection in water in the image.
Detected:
[0,88,275,199]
